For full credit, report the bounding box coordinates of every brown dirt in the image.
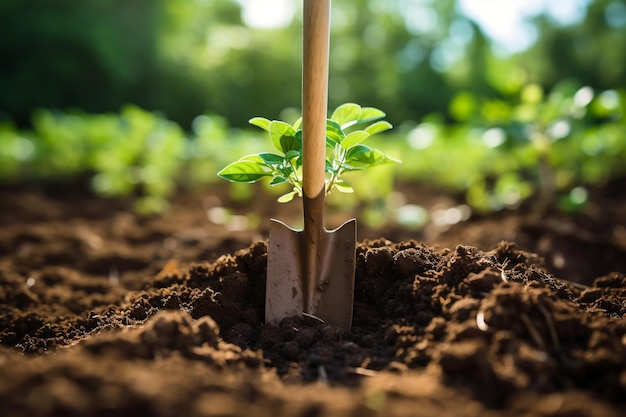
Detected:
[1,182,625,417]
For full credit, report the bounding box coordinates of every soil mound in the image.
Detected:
[2,234,625,416]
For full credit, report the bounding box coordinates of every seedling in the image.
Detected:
[217,102,400,202]
[219,0,399,330]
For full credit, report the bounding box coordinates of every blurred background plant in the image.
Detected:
[0,0,624,221]
[393,81,625,215]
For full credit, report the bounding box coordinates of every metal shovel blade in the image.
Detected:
[266,217,356,329]
[265,0,356,330]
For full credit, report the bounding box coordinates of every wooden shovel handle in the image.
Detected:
[302,0,331,199]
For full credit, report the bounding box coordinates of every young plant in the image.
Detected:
[218,103,400,202]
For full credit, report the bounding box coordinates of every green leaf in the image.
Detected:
[270,176,288,186]
[240,154,266,164]
[333,182,354,193]
[341,165,366,172]
[364,120,393,136]
[358,107,386,124]
[287,138,303,167]
[331,103,362,129]
[292,117,302,130]
[326,120,345,145]
[345,144,373,159]
[217,161,271,183]
[249,117,271,132]
[258,153,284,165]
[284,150,300,161]
[344,145,400,170]
[281,134,301,154]
[270,121,298,153]
[278,190,298,203]
[342,130,370,149]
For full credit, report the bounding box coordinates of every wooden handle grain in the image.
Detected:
[302,0,331,199]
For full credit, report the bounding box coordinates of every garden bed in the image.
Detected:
[1,182,625,417]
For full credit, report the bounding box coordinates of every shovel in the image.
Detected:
[265,0,356,330]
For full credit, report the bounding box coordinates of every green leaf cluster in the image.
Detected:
[397,83,626,213]
[217,103,400,202]
[0,106,201,214]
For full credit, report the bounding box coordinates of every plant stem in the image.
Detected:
[287,159,303,196]
[325,144,346,193]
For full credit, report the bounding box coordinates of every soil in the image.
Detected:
[1,180,625,417]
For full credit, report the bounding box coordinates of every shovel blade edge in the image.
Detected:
[266,218,357,330]
[266,219,304,323]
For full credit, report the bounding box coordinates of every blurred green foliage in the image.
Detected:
[2,0,625,128]
[0,107,262,212]
[0,0,625,218]
[1,84,623,215]
[391,83,626,213]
